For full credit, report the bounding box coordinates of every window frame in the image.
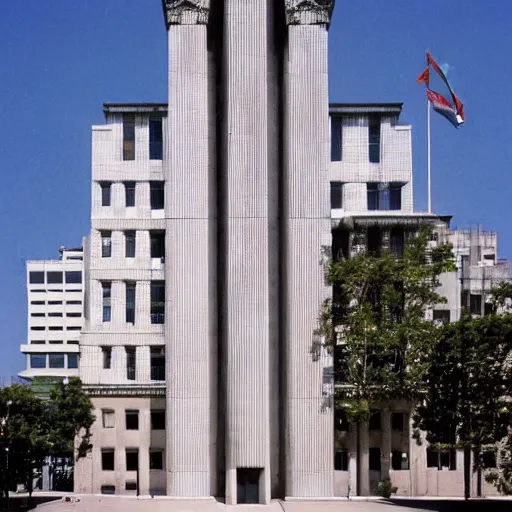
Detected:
[29,271,45,284]
[49,353,65,369]
[124,181,136,207]
[101,449,115,471]
[100,182,112,207]
[330,181,343,209]
[125,231,136,258]
[123,114,136,161]
[125,410,139,431]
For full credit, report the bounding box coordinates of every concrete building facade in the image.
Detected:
[72,0,512,503]
[20,247,83,380]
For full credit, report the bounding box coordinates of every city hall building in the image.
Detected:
[74,0,509,502]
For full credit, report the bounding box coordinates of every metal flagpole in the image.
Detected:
[427,96,432,214]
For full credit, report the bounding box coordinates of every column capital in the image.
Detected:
[284,0,335,26]
[162,0,210,27]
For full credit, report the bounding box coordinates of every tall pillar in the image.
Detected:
[359,421,370,496]
[381,408,391,479]
[283,0,335,497]
[222,0,280,504]
[162,0,216,497]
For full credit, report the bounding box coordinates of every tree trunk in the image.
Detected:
[464,444,471,500]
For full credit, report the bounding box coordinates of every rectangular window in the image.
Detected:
[433,310,450,325]
[49,353,65,369]
[102,282,111,322]
[47,271,63,284]
[67,326,81,331]
[101,449,115,471]
[67,340,79,345]
[124,181,136,207]
[65,271,82,284]
[367,183,402,211]
[149,116,163,160]
[30,354,46,369]
[126,282,136,324]
[392,412,404,432]
[392,451,408,470]
[125,410,139,430]
[31,300,45,305]
[330,182,343,209]
[67,300,82,305]
[369,411,381,431]
[102,347,112,369]
[150,231,165,259]
[49,326,63,331]
[48,300,63,305]
[31,313,45,317]
[48,312,63,317]
[67,354,78,369]
[151,410,165,430]
[49,340,63,345]
[367,183,379,210]
[66,312,81,318]
[126,450,139,471]
[126,347,136,380]
[150,281,165,324]
[426,449,439,468]
[331,117,342,161]
[30,340,46,345]
[334,450,348,471]
[150,181,164,210]
[125,482,137,491]
[150,347,165,381]
[31,326,45,331]
[470,294,482,315]
[101,231,112,258]
[369,116,381,163]
[100,182,112,207]
[123,114,135,161]
[101,485,115,495]
[369,447,381,471]
[150,451,163,470]
[125,231,136,258]
[390,184,402,210]
[29,271,45,284]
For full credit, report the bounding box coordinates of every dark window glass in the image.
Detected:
[126,282,136,324]
[68,354,78,369]
[151,281,165,324]
[102,347,112,369]
[150,347,165,381]
[390,228,405,258]
[30,354,46,368]
[427,449,439,468]
[67,300,82,305]
[369,447,381,471]
[126,347,136,380]
[150,181,164,210]
[331,117,342,161]
[150,451,163,470]
[334,450,348,471]
[67,340,79,345]
[102,282,111,322]
[126,450,138,471]
[66,312,81,318]
[49,326,63,331]
[125,181,136,207]
[367,183,379,210]
[125,482,137,491]
[101,485,115,494]
[100,182,111,207]
[150,231,165,259]
[433,310,450,324]
[48,301,62,305]
[47,271,63,284]
[49,340,63,344]
[392,451,407,470]
[65,271,82,284]
[390,184,402,210]
[67,326,81,331]
[482,450,497,468]
[49,353,65,368]
[123,114,135,161]
[31,313,45,317]
[330,182,343,209]
[151,410,165,430]
[101,450,115,471]
[149,116,163,160]
[369,116,381,163]
[29,271,45,284]
[392,412,404,432]
[31,326,45,331]
[31,300,45,305]
[470,294,482,315]
[125,231,136,258]
[125,410,139,430]
[30,340,45,345]
[369,411,381,430]
[67,289,81,293]
[48,312,63,317]
[101,232,112,258]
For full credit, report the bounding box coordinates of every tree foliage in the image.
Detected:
[0,378,94,502]
[317,225,456,421]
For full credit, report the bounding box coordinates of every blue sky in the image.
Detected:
[0,0,511,377]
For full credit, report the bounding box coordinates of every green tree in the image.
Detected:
[0,378,94,506]
[414,314,512,499]
[317,225,455,495]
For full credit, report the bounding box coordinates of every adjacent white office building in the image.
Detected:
[20,247,84,380]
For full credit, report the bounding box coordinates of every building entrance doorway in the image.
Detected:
[237,468,261,504]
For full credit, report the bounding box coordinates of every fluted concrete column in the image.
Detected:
[138,408,151,495]
[162,0,215,498]
[359,421,370,496]
[284,0,335,497]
